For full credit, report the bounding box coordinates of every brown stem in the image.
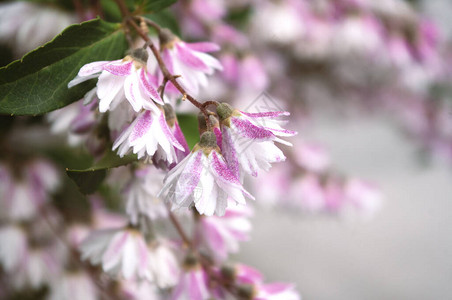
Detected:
[113,0,129,17]
[137,16,163,32]
[202,100,220,108]
[72,0,85,21]
[166,205,192,247]
[113,0,213,130]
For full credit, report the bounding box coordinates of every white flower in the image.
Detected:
[68,49,163,113]
[146,242,180,288]
[123,167,168,224]
[113,109,185,164]
[159,131,254,216]
[217,103,296,178]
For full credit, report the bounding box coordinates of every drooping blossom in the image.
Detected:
[157,29,222,96]
[145,241,180,288]
[170,254,210,300]
[113,109,185,164]
[80,226,150,280]
[195,204,253,260]
[217,102,296,178]
[159,131,254,216]
[80,226,179,285]
[153,104,190,169]
[68,48,163,113]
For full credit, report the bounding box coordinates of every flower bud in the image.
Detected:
[199,131,218,148]
[216,102,234,121]
[129,48,149,64]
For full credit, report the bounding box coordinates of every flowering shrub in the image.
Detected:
[0,0,448,299]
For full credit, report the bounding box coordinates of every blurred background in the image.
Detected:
[240,115,452,299]
[238,1,452,299]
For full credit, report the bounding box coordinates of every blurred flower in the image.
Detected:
[49,271,98,300]
[196,204,253,260]
[0,224,27,272]
[158,30,222,96]
[0,2,76,57]
[171,256,210,300]
[80,226,150,279]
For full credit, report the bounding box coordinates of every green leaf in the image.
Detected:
[144,9,181,36]
[0,18,127,116]
[177,113,199,149]
[67,169,107,194]
[66,149,138,194]
[136,0,177,12]
[67,150,138,173]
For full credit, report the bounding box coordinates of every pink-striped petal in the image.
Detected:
[185,42,220,53]
[104,61,133,76]
[78,61,111,76]
[175,44,209,71]
[130,111,153,142]
[139,69,163,104]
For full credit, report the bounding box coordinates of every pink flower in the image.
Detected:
[227,264,301,300]
[170,258,210,300]
[294,142,330,173]
[153,104,191,169]
[68,49,163,113]
[159,131,254,216]
[217,103,296,178]
[344,179,382,218]
[195,204,253,260]
[157,30,222,96]
[290,175,325,212]
[254,283,301,300]
[113,109,185,164]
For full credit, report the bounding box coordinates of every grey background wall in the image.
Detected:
[239,116,452,299]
